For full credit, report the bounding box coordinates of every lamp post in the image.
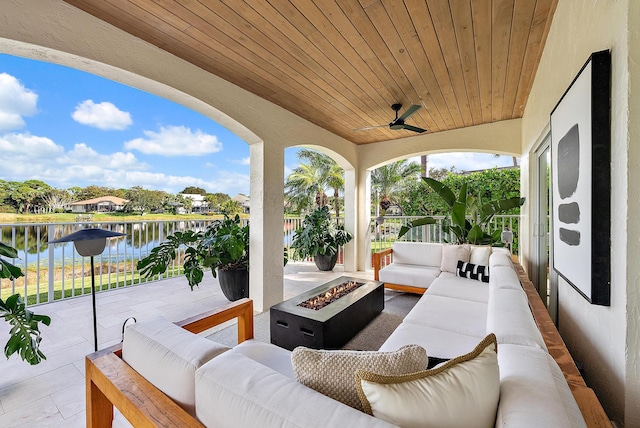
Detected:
[49,228,125,351]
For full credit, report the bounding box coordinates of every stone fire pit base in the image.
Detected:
[270,276,384,351]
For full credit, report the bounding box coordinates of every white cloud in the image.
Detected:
[413,153,518,173]
[124,125,222,156]
[0,73,38,131]
[59,143,147,170]
[0,133,63,158]
[72,100,132,130]
[239,157,250,165]
[0,132,248,194]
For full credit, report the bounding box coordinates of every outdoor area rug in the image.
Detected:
[206,290,420,351]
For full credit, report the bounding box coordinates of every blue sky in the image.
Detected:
[0,54,516,196]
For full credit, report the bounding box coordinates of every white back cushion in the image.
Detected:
[123,317,230,415]
[487,288,547,350]
[392,242,442,267]
[470,245,492,266]
[497,344,586,428]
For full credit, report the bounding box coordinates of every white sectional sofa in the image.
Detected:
[85,244,609,428]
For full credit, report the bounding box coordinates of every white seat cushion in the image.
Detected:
[122,317,230,415]
[379,322,482,359]
[195,352,397,428]
[378,263,440,289]
[497,344,586,428]
[233,339,294,379]
[427,272,490,303]
[404,294,488,338]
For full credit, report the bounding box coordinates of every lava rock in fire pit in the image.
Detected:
[297,280,364,310]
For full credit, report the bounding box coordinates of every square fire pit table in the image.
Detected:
[270,276,384,351]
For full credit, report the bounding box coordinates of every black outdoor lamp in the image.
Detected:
[49,228,125,351]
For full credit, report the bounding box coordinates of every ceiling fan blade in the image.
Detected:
[397,104,421,121]
[353,124,387,131]
[402,124,427,134]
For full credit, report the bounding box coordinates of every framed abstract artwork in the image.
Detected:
[550,50,611,306]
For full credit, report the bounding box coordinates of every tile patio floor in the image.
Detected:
[0,262,372,427]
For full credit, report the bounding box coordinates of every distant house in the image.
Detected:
[69,196,128,213]
[232,194,250,213]
[178,193,208,214]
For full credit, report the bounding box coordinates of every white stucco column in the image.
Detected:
[355,168,372,272]
[249,141,284,312]
[343,168,357,272]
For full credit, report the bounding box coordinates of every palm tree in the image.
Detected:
[371,159,422,215]
[285,150,344,218]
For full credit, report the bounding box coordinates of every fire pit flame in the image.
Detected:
[297,280,364,310]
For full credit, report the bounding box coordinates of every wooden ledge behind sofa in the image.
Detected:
[85,298,254,428]
[513,260,611,427]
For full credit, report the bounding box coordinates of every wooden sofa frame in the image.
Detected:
[86,274,611,427]
[85,298,254,428]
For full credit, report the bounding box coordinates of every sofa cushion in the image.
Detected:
[487,288,547,350]
[456,260,490,282]
[470,245,492,266]
[356,334,500,428]
[378,263,440,289]
[489,251,513,269]
[441,244,471,273]
[122,317,230,415]
[496,344,586,428]
[291,344,427,411]
[195,352,397,428]
[490,265,523,291]
[426,272,489,303]
[403,294,488,338]
[391,241,443,266]
[379,322,483,359]
[233,339,294,379]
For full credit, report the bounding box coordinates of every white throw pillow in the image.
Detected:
[470,245,492,266]
[356,334,500,428]
[440,244,471,273]
[291,344,427,411]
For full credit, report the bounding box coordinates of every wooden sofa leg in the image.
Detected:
[86,377,114,428]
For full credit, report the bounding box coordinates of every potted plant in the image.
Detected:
[290,206,353,271]
[399,177,524,245]
[138,215,286,301]
[1,242,51,365]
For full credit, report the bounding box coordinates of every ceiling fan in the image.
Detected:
[355,103,427,134]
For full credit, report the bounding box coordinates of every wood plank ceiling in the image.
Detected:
[63,0,557,145]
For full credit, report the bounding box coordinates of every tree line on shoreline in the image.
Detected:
[1,151,520,218]
[0,181,244,215]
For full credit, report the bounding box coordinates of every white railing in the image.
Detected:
[370,215,521,255]
[1,214,518,307]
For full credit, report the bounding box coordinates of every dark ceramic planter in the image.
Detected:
[314,253,338,271]
[218,267,249,301]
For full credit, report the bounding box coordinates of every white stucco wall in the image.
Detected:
[521,1,634,425]
[624,1,640,424]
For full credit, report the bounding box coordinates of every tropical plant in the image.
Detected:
[138,214,249,289]
[285,149,344,216]
[399,177,524,245]
[371,159,421,214]
[138,215,287,293]
[290,206,352,270]
[0,242,51,365]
